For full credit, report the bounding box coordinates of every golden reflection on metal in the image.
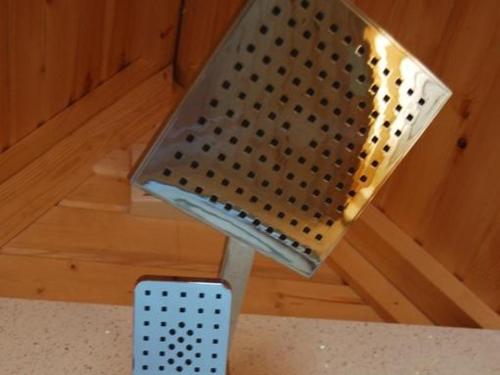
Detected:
[132,0,451,276]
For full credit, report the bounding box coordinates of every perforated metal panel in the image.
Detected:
[134,279,231,375]
[132,0,451,276]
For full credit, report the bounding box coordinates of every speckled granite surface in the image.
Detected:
[0,297,499,374]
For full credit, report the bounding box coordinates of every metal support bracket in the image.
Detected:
[218,237,255,339]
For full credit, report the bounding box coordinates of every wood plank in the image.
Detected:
[7,0,45,143]
[353,0,500,312]
[100,0,182,78]
[351,0,453,71]
[4,206,225,267]
[3,0,181,148]
[0,254,216,306]
[174,0,246,86]
[328,241,433,325]
[415,71,500,308]
[0,0,9,151]
[93,149,130,179]
[347,205,500,329]
[128,0,182,68]
[0,66,178,247]
[0,253,379,321]
[252,252,344,285]
[70,0,107,100]
[100,0,134,78]
[59,175,130,213]
[0,60,157,185]
[41,0,79,123]
[4,204,344,284]
[244,277,382,322]
[461,209,500,314]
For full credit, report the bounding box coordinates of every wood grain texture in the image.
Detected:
[93,149,131,179]
[0,0,181,147]
[0,0,9,151]
[0,60,156,185]
[5,201,344,285]
[6,0,45,143]
[329,241,433,325]
[347,205,500,329]
[4,206,226,266]
[127,0,182,66]
[0,253,380,321]
[0,253,217,305]
[350,0,500,312]
[244,277,382,322]
[174,0,247,86]
[0,67,178,248]
[59,175,131,213]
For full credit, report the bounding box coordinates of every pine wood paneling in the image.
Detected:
[0,67,178,247]
[346,205,500,329]
[41,0,80,124]
[93,149,131,179]
[0,253,381,321]
[7,0,46,143]
[59,175,131,213]
[243,277,382,321]
[0,60,157,185]
[350,0,500,313]
[0,0,181,147]
[71,0,107,100]
[329,242,433,325]
[174,0,247,87]
[0,253,218,305]
[0,0,9,151]
[128,0,182,66]
[5,206,225,266]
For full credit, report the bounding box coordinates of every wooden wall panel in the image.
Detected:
[350,0,500,312]
[42,0,80,124]
[0,67,178,248]
[128,0,182,66]
[70,0,107,100]
[0,254,382,321]
[0,0,8,151]
[6,0,46,143]
[0,0,181,148]
[174,0,247,87]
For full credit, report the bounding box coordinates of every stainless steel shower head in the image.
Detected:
[134,278,232,375]
[132,0,451,277]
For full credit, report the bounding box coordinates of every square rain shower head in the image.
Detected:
[132,0,451,277]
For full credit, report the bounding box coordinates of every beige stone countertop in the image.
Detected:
[1,297,499,374]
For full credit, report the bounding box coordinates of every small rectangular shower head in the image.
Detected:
[134,278,232,375]
[132,0,451,276]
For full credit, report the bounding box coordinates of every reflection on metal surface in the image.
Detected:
[132,0,451,276]
[134,279,231,374]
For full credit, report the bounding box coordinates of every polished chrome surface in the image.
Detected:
[132,0,451,276]
[134,279,231,375]
[219,238,255,339]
